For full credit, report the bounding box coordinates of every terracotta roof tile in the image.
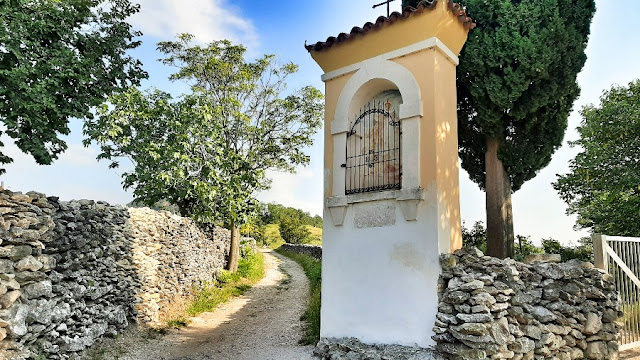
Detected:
[305,0,475,52]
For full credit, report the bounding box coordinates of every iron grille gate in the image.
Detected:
[594,235,640,351]
[345,96,401,195]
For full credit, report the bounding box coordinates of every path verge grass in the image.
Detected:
[275,248,321,345]
[166,249,265,326]
[264,223,322,249]
[83,250,265,360]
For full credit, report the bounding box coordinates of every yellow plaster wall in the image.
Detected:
[393,50,462,251]
[310,0,468,73]
[321,49,462,251]
[323,74,353,198]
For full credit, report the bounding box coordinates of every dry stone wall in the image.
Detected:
[128,208,230,324]
[0,190,230,359]
[434,247,622,360]
[279,243,322,260]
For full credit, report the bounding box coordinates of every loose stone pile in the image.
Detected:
[434,247,622,360]
[0,190,230,359]
[314,337,437,360]
[280,243,322,260]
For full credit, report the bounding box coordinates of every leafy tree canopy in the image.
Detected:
[0,0,146,174]
[279,216,311,244]
[85,35,323,226]
[554,80,640,237]
[85,35,323,271]
[259,203,322,228]
[458,0,595,192]
[85,88,236,222]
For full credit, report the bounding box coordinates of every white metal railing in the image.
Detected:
[593,234,640,351]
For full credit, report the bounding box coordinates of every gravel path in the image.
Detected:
[101,249,314,360]
[620,347,640,360]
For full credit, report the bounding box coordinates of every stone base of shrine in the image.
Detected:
[313,338,442,360]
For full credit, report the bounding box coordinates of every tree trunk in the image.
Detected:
[227,218,240,273]
[485,138,515,259]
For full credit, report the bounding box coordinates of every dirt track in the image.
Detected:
[95,249,314,360]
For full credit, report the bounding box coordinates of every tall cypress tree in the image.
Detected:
[401,0,595,258]
[457,0,595,258]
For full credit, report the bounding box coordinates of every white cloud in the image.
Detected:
[258,167,324,217]
[0,136,133,205]
[132,0,258,47]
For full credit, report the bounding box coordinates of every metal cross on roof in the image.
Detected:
[373,0,396,17]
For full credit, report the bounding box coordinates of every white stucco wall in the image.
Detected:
[321,188,441,347]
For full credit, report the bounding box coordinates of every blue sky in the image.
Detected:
[2,0,639,244]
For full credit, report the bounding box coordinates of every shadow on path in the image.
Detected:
[118,249,314,360]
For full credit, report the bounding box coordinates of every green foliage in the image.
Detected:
[514,235,543,262]
[187,250,265,317]
[554,80,640,237]
[461,221,592,262]
[458,0,595,191]
[237,249,266,281]
[240,222,268,246]
[85,88,232,222]
[263,224,285,249]
[259,223,322,249]
[261,203,322,228]
[542,237,593,262]
[401,0,421,8]
[165,317,188,328]
[462,221,487,254]
[279,217,311,244]
[0,0,146,174]
[276,249,321,345]
[85,35,323,225]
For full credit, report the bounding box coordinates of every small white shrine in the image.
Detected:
[306,0,473,347]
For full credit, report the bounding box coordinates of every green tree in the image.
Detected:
[85,35,323,272]
[542,237,593,262]
[0,0,146,174]
[261,203,321,227]
[462,220,487,253]
[554,80,640,237]
[279,216,311,244]
[401,0,422,8]
[311,215,323,228]
[84,88,235,220]
[456,0,595,258]
[514,235,543,261]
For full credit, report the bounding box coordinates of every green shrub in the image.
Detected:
[280,217,310,244]
[238,249,265,282]
[216,270,236,284]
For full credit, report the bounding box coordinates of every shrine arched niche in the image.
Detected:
[345,88,402,195]
[331,60,422,198]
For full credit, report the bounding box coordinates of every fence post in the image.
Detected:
[593,234,608,273]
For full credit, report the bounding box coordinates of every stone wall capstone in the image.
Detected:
[0,190,230,359]
[434,247,622,360]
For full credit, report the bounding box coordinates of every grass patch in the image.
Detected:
[263,223,323,249]
[165,317,188,328]
[186,249,265,317]
[304,225,323,245]
[264,224,285,249]
[275,248,321,345]
[162,250,265,326]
